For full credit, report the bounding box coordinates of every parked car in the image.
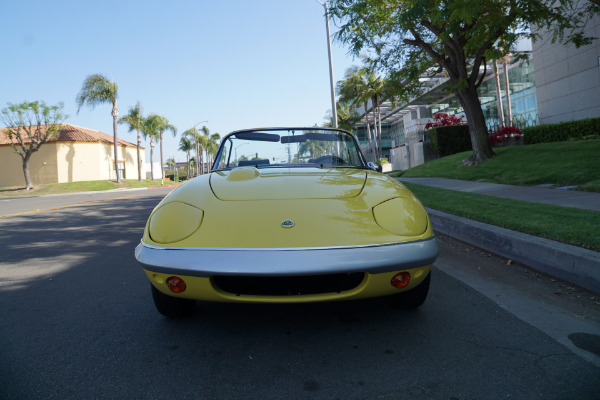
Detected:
[135,128,440,317]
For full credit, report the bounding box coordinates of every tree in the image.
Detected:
[325,102,362,133]
[337,66,376,157]
[150,115,177,179]
[362,69,385,158]
[330,0,598,164]
[118,102,144,181]
[206,133,221,171]
[182,127,207,176]
[179,136,194,178]
[0,101,68,189]
[298,140,326,159]
[143,114,162,180]
[76,74,121,181]
[165,156,177,181]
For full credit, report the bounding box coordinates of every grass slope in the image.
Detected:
[392,140,600,192]
[0,179,171,197]
[405,183,600,251]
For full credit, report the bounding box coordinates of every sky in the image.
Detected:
[0,0,359,164]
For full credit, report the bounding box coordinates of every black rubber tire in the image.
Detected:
[151,285,196,318]
[388,272,431,309]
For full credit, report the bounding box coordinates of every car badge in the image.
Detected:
[281,220,295,228]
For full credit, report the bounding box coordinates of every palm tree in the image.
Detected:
[178,136,194,178]
[206,133,221,170]
[182,127,206,177]
[118,102,144,181]
[199,126,214,174]
[332,102,362,133]
[337,66,376,160]
[150,115,177,179]
[298,140,326,159]
[143,114,161,180]
[76,74,120,183]
[363,70,385,159]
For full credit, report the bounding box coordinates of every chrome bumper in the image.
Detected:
[135,237,440,277]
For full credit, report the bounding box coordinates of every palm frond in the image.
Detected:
[76,74,118,113]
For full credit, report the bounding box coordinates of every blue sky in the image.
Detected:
[1,0,358,163]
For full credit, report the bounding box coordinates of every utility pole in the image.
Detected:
[316,0,338,128]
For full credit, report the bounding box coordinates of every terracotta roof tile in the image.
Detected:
[0,124,139,148]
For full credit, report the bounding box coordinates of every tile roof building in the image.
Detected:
[0,124,145,187]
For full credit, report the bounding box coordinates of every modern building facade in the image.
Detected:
[0,124,144,187]
[532,13,600,124]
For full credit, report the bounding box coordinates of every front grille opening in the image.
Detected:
[212,272,365,296]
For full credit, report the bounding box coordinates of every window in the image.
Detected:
[114,161,125,179]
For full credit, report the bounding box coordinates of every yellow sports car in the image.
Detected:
[135,128,440,317]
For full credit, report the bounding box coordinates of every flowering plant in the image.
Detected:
[425,113,467,130]
[488,126,522,143]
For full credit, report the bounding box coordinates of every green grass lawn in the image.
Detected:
[0,179,175,197]
[390,140,600,192]
[404,182,600,251]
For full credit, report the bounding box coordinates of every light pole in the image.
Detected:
[315,0,338,128]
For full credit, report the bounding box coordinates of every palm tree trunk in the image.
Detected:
[502,58,512,126]
[160,132,164,180]
[370,98,380,160]
[376,96,382,159]
[493,60,505,127]
[112,104,120,183]
[150,138,155,180]
[187,151,190,178]
[363,102,374,161]
[200,147,204,175]
[136,130,142,181]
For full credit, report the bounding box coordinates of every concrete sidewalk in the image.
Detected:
[398,177,600,211]
[397,177,600,293]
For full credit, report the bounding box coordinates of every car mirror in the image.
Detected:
[367,162,382,172]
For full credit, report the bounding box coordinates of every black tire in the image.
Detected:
[388,272,431,309]
[151,285,196,318]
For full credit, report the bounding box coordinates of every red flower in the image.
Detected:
[425,113,467,130]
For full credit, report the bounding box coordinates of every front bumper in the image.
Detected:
[135,236,441,277]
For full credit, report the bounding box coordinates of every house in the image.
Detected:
[0,124,144,187]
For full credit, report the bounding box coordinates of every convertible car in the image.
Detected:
[135,128,440,317]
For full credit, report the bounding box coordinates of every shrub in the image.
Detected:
[425,113,467,130]
[523,117,600,144]
[489,126,523,145]
[427,124,471,156]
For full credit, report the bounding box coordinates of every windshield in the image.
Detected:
[213,128,367,170]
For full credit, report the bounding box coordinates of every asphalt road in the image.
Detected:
[1,189,599,400]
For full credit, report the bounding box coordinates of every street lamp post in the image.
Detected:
[315,0,338,128]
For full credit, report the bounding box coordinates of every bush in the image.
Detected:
[427,124,471,156]
[489,126,523,147]
[523,117,600,144]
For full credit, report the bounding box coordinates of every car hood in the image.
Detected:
[209,167,367,200]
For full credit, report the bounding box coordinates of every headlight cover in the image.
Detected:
[149,202,204,244]
[372,197,428,236]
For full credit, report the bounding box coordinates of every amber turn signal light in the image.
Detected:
[391,272,411,289]
[166,276,187,293]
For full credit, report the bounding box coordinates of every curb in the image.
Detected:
[148,184,180,189]
[427,208,600,294]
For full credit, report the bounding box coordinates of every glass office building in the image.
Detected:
[353,58,538,158]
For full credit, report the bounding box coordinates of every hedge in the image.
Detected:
[523,117,600,144]
[427,124,471,156]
